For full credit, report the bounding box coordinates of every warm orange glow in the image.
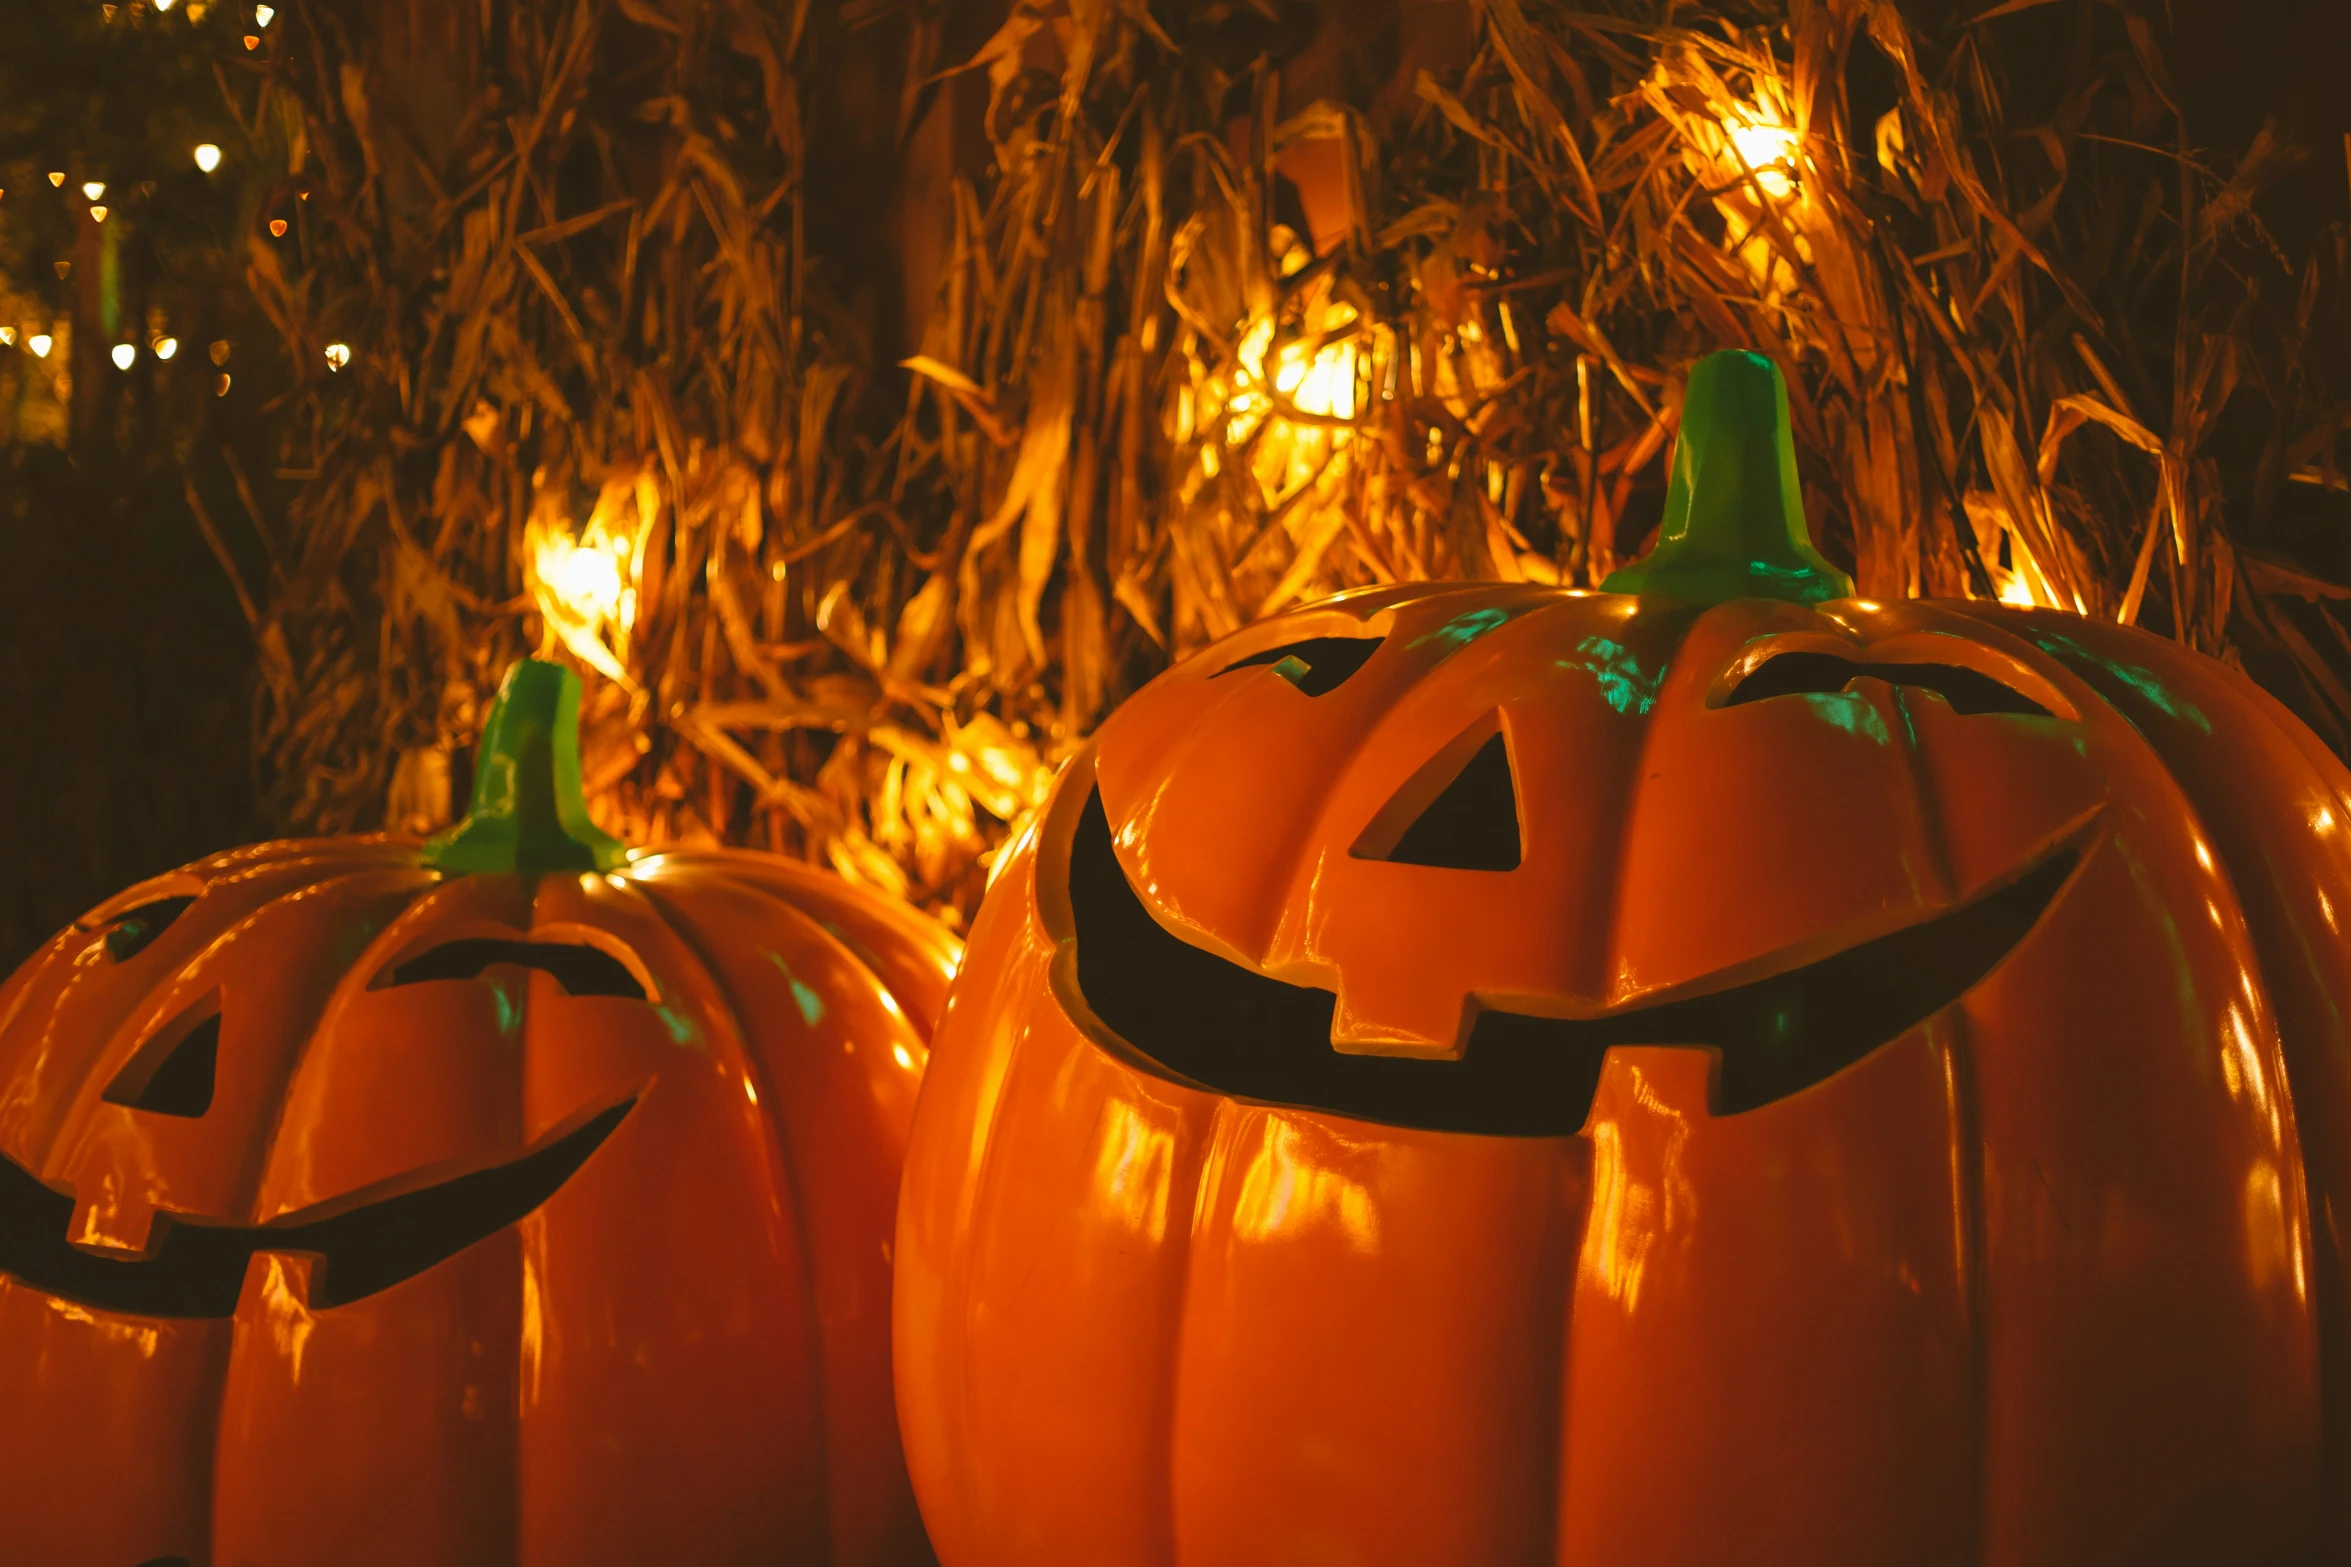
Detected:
[1726,114,1799,198]
[1183,272,1365,512]
[527,473,657,687]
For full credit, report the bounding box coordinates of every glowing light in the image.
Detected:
[1726,115,1800,198]
[527,472,658,686]
[244,32,260,49]
[536,537,629,648]
[81,182,105,201]
[111,344,136,371]
[322,342,351,371]
[193,144,222,173]
[152,337,178,361]
[29,334,53,359]
[209,339,231,365]
[1224,312,1360,442]
[214,373,231,395]
[253,3,274,22]
[268,218,287,237]
[156,0,175,10]
[87,205,107,224]
[892,1044,915,1071]
[1192,286,1365,518]
[0,329,12,347]
[46,172,64,188]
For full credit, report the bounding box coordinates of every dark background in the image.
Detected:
[0,0,2344,971]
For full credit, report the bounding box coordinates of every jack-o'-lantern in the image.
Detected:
[895,352,2351,1564]
[0,660,954,1567]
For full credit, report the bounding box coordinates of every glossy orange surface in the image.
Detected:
[0,834,956,1566]
[895,585,2351,1564]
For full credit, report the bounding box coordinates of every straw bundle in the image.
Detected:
[246,0,2350,926]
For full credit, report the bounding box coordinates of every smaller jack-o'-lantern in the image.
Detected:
[0,660,954,1567]
[897,353,2351,1564]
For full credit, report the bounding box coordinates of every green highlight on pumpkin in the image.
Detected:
[1601,350,1856,607]
[421,659,631,876]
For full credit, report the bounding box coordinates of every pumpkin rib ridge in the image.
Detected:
[617,867,847,1564]
[1099,648,1294,963]
[2024,615,2348,1549]
[692,859,959,1038]
[1938,1002,1992,1567]
[1167,1096,1243,1567]
[234,870,472,1226]
[643,851,961,993]
[1980,613,2331,1551]
[1880,632,1991,1567]
[938,860,1060,1549]
[1596,604,1706,1013]
[0,929,95,1144]
[1144,1019,1210,1567]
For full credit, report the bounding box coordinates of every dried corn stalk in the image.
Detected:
[244,0,2351,929]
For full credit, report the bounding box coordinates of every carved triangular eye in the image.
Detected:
[1353,720,1522,872]
[105,1011,220,1119]
[1214,636,1383,696]
[104,896,196,962]
[1728,651,2050,717]
[383,939,647,999]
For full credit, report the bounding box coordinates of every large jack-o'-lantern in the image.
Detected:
[895,352,2351,1564]
[0,660,953,1567]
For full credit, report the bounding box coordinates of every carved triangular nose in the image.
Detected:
[1352,715,1521,872]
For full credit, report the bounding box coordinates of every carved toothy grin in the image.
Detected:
[0,1098,634,1318]
[1064,787,2083,1135]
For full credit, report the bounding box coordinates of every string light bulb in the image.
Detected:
[0,329,14,348]
[46,173,64,188]
[156,0,176,10]
[88,206,107,224]
[153,337,179,361]
[1725,114,1800,198]
[81,182,104,201]
[268,219,287,237]
[254,3,274,23]
[193,144,222,174]
[111,344,136,371]
[323,342,352,371]
[30,335,54,359]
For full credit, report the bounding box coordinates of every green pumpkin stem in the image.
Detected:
[421,660,630,875]
[1600,350,1856,606]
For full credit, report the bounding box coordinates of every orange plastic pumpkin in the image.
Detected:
[895,353,2351,1563]
[0,660,954,1567]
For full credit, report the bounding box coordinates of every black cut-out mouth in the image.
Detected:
[0,1099,634,1318]
[1066,788,2081,1135]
